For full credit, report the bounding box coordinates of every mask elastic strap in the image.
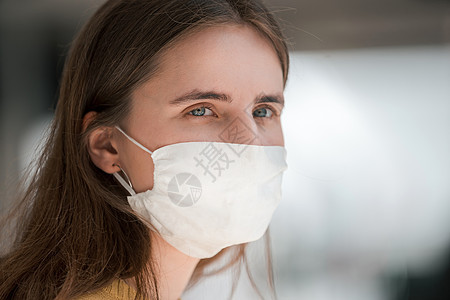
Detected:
[115,126,153,155]
[113,172,136,196]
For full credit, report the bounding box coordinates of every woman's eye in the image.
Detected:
[253,107,273,118]
[189,106,214,117]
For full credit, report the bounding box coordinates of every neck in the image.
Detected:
[153,232,200,300]
[127,232,200,300]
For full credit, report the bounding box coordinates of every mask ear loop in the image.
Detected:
[112,164,136,196]
[115,126,153,155]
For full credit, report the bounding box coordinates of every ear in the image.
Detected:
[83,111,120,174]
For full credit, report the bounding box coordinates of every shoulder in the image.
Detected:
[74,279,136,300]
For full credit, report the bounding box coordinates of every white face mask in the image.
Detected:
[113,126,287,258]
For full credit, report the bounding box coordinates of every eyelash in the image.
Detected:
[187,104,278,118]
[188,104,216,117]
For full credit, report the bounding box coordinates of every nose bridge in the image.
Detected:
[218,112,261,146]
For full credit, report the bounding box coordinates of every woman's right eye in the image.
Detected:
[188,106,215,117]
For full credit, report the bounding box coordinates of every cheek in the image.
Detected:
[260,122,284,146]
[171,118,225,142]
[121,148,156,193]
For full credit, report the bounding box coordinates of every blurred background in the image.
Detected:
[1,0,449,299]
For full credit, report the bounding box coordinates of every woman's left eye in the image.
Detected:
[188,106,215,117]
[253,107,273,118]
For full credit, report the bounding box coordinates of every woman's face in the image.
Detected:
[115,24,285,193]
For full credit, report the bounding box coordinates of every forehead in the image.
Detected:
[133,24,284,104]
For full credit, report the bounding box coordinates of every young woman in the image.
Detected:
[0,0,289,299]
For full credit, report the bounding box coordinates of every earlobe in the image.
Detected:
[83,112,120,174]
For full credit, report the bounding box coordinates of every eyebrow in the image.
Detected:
[169,89,284,107]
[169,90,231,106]
[255,94,285,107]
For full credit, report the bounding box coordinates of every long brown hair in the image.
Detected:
[0,0,289,299]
